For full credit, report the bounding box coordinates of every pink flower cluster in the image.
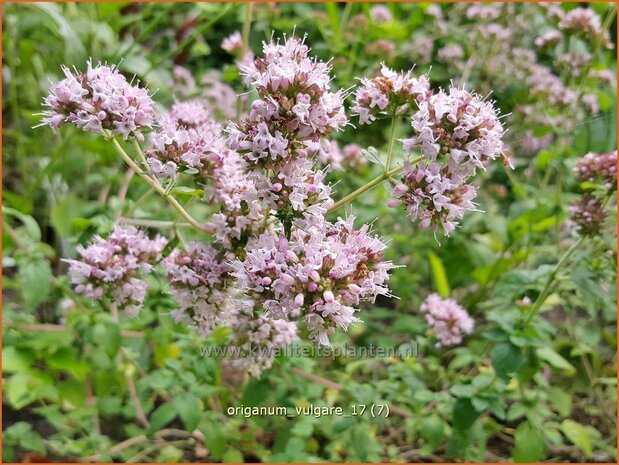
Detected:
[253,158,334,224]
[525,64,578,107]
[437,44,465,65]
[569,195,608,236]
[466,3,501,21]
[420,294,474,348]
[169,100,215,130]
[366,40,396,59]
[232,216,394,346]
[390,162,478,236]
[200,75,240,120]
[162,243,235,336]
[370,5,393,24]
[229,35,347,166]
[403,87,505,176]
[221,31,243,55]
[384,87,504,236]
[64,226,166,316]
[144,115,226,180]
[39,61,155,141]
[204,152,266,249]
[559,8,612,48]
[226,313,298,377]
[574,151,617,189]
[535,31,562,48]
[351,64,432,125]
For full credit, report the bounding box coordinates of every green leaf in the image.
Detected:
[50,195,80,237]
[324,2,341,39]
[156,445,184,462]
[2,346,35,373]
[561,420,592,458]
[172,186,203,197]
[200,416,225,458]
[361,147,384,166]
[5,372,58,409]
[3,206,42,241]
[452,397,479,430]
[19,259,52,310]
[536,347,575,375]
[490,343,524,380]
[493,270,534,299]
[47,348,89,380]
[241,379,270,406]
[446,428,473,459]
[548,387,572,417]
[92,323,122,358]
[146,403,177,436]
[419,416,444,450]
[514,348,540,383]
[428,251,450,297]
[3,422,46,455]
[513,421,545,462]
[174,392,202,431]
[222,448,244,463]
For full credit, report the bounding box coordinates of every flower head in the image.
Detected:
[254,157,334,223]
[226,312,298,377]
[437,44,465,65]
[403,86,505,176]
[144,117,227,180]
[559,8,612,48]
[232,216,394,345]
[569,195,608,236]
[390,162,478,236]
[64,225,166,316]
[39,61,155,141]
[204,152,267,249]
[314,141,367,171]
[201,76,240,120]
[420,293,474,347]
[162,243,235,335]
[370,5,393,24]
[230,35,347,167]
[574,151,617,189]
[170,100,216,130]
[221,31,244,55]
[535,31,562,48]
[351,64,432,125]
[466,3,501,20]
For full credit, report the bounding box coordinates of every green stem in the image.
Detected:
[340,2,353,34]
[384,113,399,174]
[522,192,614,326]
[2,220,29,251]
[174,226,188,250]
[522,236,585,326]
[236,3,254,122]
[132,138,148,168]
[7,29,27,186]
[241,3,253,55]
[108,137,204,231]
[118,217,192,229]
[328,155,424,214]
